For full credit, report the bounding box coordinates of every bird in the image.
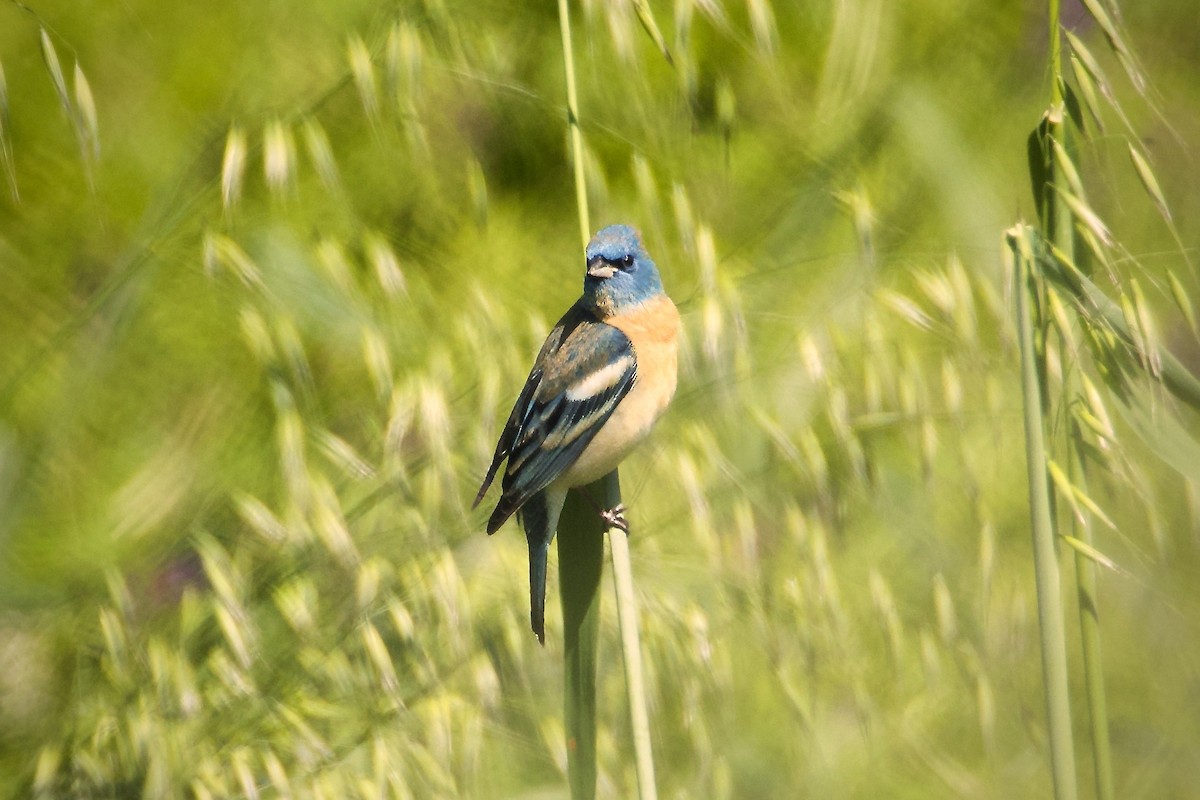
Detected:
[474,224,680,644]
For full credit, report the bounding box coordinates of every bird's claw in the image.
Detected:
[600,504,629,533]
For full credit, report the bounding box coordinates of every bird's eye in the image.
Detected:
[621,254,634,267]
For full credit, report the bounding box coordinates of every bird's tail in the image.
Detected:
[519,491,559,646]
[528,533,549,646]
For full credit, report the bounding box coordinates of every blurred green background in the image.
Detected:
[1,0,1198,797]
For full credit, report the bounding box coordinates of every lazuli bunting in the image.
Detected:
[474,224,680,644]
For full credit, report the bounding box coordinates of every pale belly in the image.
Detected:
[554,295,680,489]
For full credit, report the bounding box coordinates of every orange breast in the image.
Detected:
[555,295,680,488]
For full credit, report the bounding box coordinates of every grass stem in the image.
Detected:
[1067,422,1115,800]
[558,0,590,250]
[1045,3,1114,782]
[1011,226,1079,800]
[559,489,604,800]
[556,1,657,796]
[605,476,658,800]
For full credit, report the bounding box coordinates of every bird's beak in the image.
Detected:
[587,258,616,279]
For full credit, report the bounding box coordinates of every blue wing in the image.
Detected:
[475,302,636,534]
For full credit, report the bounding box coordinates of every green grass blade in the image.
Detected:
[559,487,605,800]
[1126,144,1171,223]
[557,3,656,797]
[606,478,658,800]
[556,2,599,793]
[1108,380,1200,484]
[1064,447,1116,800]
[1039,243,1200,410]
[38,29,71,123]
[558,0,590,250]
[1068,54,1107,133]
[1046,458,1117,531]
[0,58,17,202]
[1010,225,1080,800]
[1166,271,1198,340]
[1078,0,1145,93]
[1061,535,1122,576]
[631,0,673,65]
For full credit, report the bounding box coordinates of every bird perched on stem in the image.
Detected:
[474,224,680,644]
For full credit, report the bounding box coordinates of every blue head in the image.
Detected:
[582,224,664,317]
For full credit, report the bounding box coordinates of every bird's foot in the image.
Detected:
[600,504,629,534]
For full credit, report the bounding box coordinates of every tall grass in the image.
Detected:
[554,2,606,795]
[1015,1,1200,798]
[1010,227,1078,800]
[1,1,1199,797]
[556,1,664,795]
